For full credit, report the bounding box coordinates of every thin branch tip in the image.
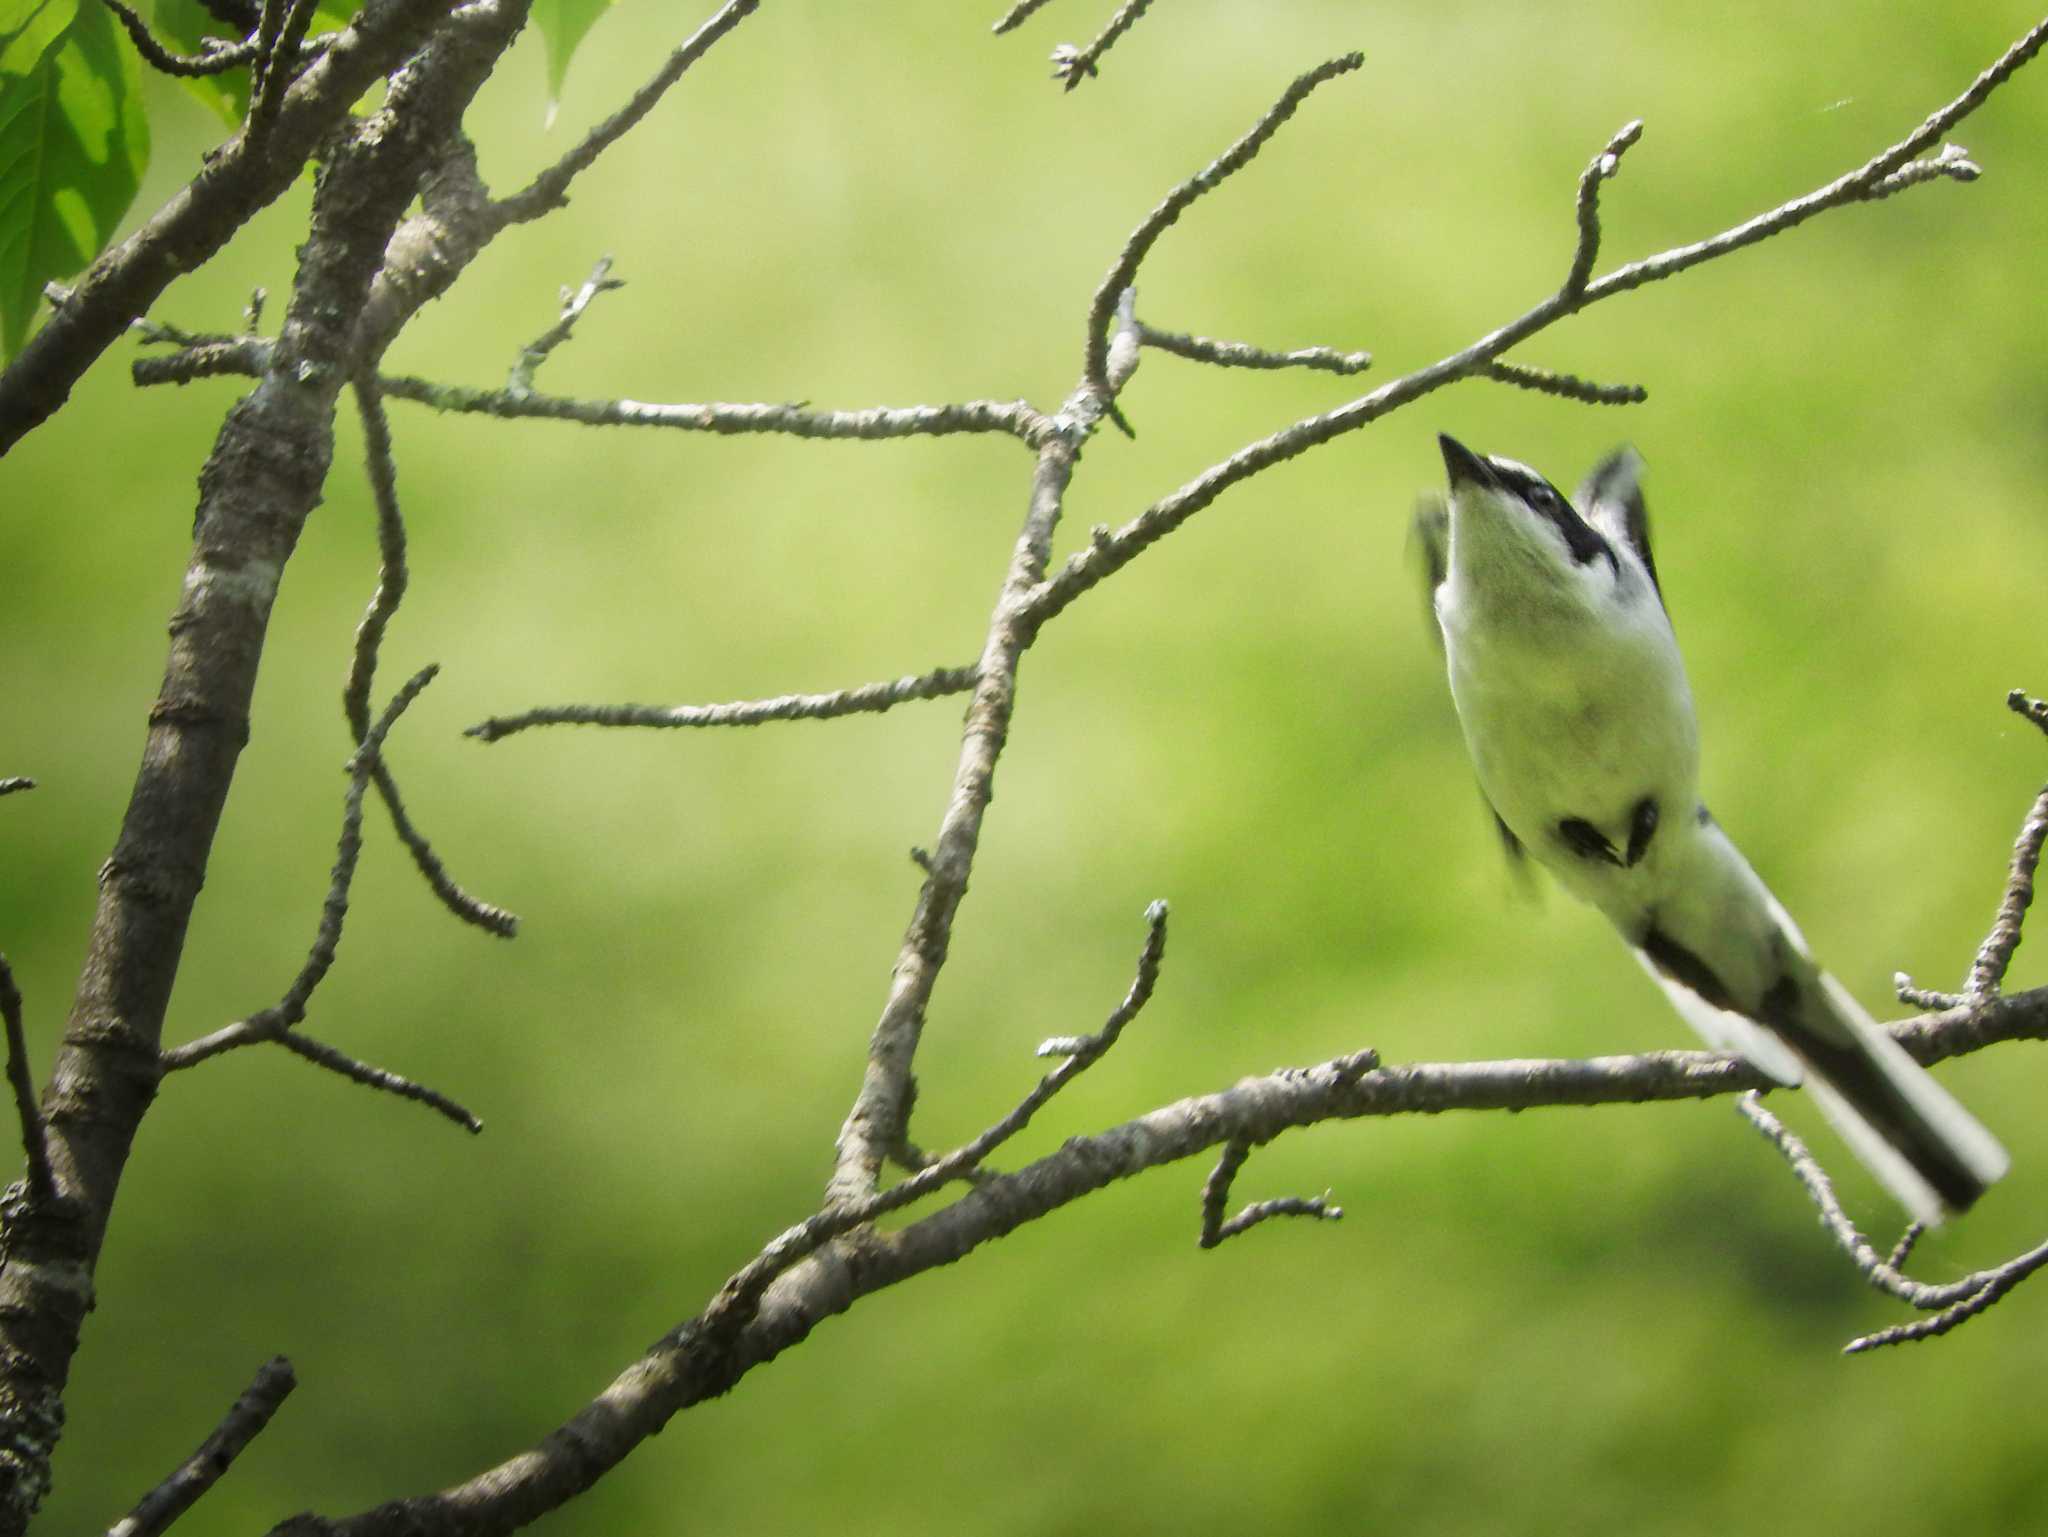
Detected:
[2008,688,2048,735]
[0,959,53,1205]
[109,1355,298,1537]
[1083,49,1365,387]
[1740,1092,2048,1353]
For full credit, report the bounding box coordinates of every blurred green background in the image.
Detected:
[7,0,2048,1530]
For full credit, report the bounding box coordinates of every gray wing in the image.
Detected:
[1407,492,1450,650]
[1409,492,1528,873]
[1575,446,1661,606]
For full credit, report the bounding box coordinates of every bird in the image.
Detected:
[1412,432,2007,1224]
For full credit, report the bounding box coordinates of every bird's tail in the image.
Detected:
[1770,969,2008,1226]
[1633,825,2008,1226]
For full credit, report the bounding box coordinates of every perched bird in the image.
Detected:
[1413,433,2007,1224]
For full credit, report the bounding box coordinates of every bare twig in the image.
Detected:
[719,902,1174,1321]
[468,665,981,745]
[1965,779,2048,1003]
[1480,359,1646,405]
[1866,141,1981,199]
[1565,118,1645,295]
[130,337,272,388]
[508,258,626,395]
[272,1028,481,1131]
[1197,1048,1376,1248]
[106,1357,296,1537]
[2009,688,2048,736]
[1138,321,1372,376]
[1885,1223,1925,1271]
[1893,972,1959,1012]
[1027,28,2047,634]
[128,340,1054,444]
[1584,16,2048,304]
[990,0,1055,33]
[300,978,2048,1533]
[246,0,321,142]
[1847,1241,2048,1353]
[348,380,519,938]
[1963,688,2048,999]
[344,378,410,750]
[1035,899,1169,1062]
[828,427,1087,1205]
[1197,1136,1348,1249]
[494,0,762,225]
[1083,53,1365,396]
[159,668,484,1132]
[0,779,33,798]
[0,961,53,1206]
[1049,0,1154,90]
[1737,1094,2048,1354]
[381,379,1054,445]
[100,0,262,77]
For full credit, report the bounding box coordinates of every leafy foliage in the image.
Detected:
[0,0,622,360]
[0,0,148,358]
[533,0,612,120]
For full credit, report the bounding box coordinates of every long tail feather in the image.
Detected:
[1770,972,2008,1225]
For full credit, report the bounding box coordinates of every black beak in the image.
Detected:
[1438,433,1496,490]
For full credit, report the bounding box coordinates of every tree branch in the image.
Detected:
[159,667,484,1132]
[276,980,2048,1534]
[1479,359,1647,406]
[1137,320,1372,376]
[493,0,762,226]
[466,665,981,744]
[1025,26,2046,632]
[1083,52,1365,397]
[1965,689,2048,1002]
[0,962,53,1207]
[0,11,524,1515]
[506,257,625,395]
[0,0,467,453]
[1738,1095,2048,1354]
[106,1357,296,1537]
[1048,0,1155,90]
[99,0,264,77]
[826,426,1085,1205]
[347,379,518,937]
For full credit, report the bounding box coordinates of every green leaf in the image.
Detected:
[0,0,150,359]
[1,0,77,69]
[532,0,611,123]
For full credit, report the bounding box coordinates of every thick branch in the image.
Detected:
[0,0,465,453]
[278,985,2048,1534]
[0,8,526,1522]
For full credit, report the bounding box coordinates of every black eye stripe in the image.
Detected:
[1504,471,1615,572]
